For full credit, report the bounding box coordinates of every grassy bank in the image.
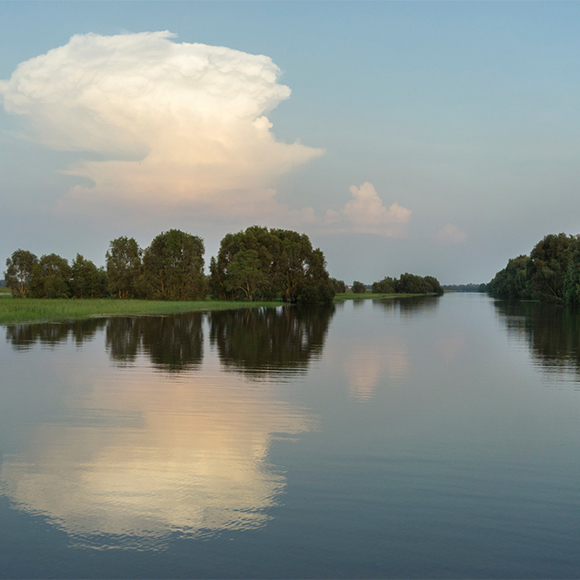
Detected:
[0,291,439,324]
[0,298,281,324]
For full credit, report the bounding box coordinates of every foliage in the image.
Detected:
[29,254,72,299]
[143,229,206,301]
[441,284,487,292]
[351,281,367,294]
[564,239,580,305]
[488,233,580,304]
[5,249,38,297]
[71,254,108,299]
[210,226,335,304]
[371,273,443,296]
[372,276,396,294]
[330,277,346,294]
[106,237,144,299]
[487,255,532,300]
[528,233,573,303]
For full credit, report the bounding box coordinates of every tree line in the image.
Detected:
[4,226,336,304]
[370,273,443,295]
[487,233,580,304]
[441,283,487,293]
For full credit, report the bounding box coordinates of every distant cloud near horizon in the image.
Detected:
[319,182,411,237]
[437,224,467,244]
[0,31,323,219]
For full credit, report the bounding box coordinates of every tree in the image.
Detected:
[29,254,72,298]
[71,254,108,298]
[143,229,206,301]
[372,276,396,294]
[210,226,334,304]
[487,255,532,300]
[564,237,580,305]
[106,237,143,299]
[528,233,572,303]
[224,249,267,301]
[424,275,444,296]
[210,226,279,301]
[352,281,366,294]
[330,278,346,294]
[5,249,38,297]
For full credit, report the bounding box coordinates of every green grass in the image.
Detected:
[0,298,282,324]
[0,291,438,324]
[0,287,11,295]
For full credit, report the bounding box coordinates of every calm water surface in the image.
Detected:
[1,294,580,578]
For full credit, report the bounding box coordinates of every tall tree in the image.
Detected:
[29,254,72,298]
[210,226,334,304]
[71,254,108,298]
[5,249,38,297]
[106,237,143,299]
[330,278,346,294]
[143,229,206,300]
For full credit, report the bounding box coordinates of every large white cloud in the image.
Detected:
[0,31,323,217]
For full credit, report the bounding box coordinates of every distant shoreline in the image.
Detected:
[0,293,439,325]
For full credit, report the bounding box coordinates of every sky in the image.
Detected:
[1,1,580,285]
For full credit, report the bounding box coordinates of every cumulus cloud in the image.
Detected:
[0,31,323,217]
[317,182,411,237]
[437,224,467,244]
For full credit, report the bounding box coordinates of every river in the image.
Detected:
[1,294,579,578]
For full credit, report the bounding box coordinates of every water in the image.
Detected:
[1,294,580,578]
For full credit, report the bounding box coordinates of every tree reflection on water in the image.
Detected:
[6,319,106,350]
[105,313,204,371]
[371,295,441,317]
[494,300,580,382]
[209,305,334,380]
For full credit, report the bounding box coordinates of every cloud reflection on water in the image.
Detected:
[0,308,329,549]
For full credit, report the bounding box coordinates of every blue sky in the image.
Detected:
[1,1,580,284]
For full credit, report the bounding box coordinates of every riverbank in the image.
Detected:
[0,292,438,324]
[0,298,282,324]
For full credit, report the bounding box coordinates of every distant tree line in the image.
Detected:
[487,233,580,304]
[371,273,443,296]
[441,284,487,293]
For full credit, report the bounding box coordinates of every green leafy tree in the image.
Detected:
[528,233,573,303]
[424,275,444,296]
[106,237,144,299]
[330,278,346,294]
[210,226,334,304]
[210,226,279,301]
[29,254,72,298]
[143,229,206,300]
[224,249,267,300]
[352,281,366,294]
[372,276,396,294]
[564,237,580,305]
[5,249,38,297]
[71,254,108,298]
[487,255,531,299]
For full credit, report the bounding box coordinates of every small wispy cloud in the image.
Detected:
[437,224,467,244]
